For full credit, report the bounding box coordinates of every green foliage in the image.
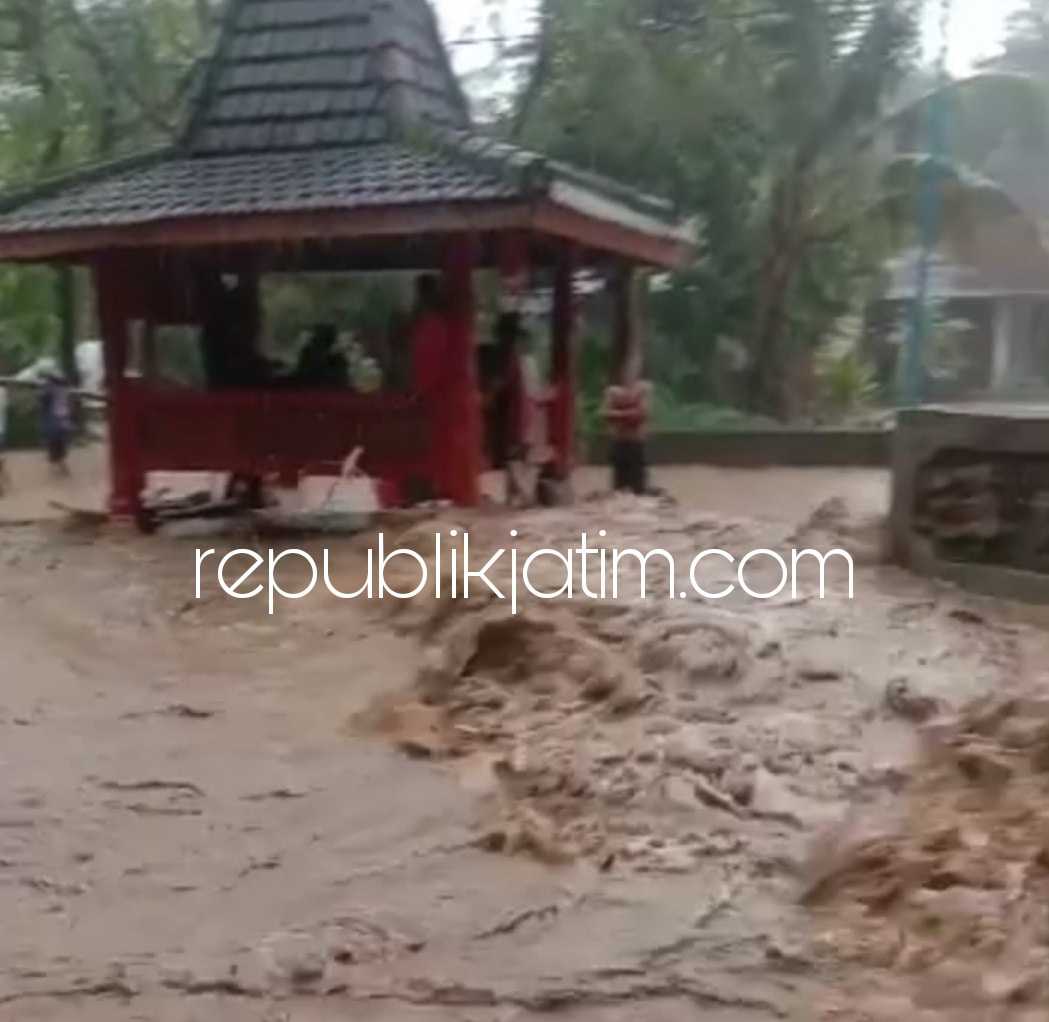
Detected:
[4,390,42,449]
[510,0,772,406]
[0,0,218,372]
[0,266,61,368]
[494,0,1047,419]
[812,318,881,422]
[646,394,776,432]
[814,349,880,420]
[578,386,773,439]
[262,274,409,361]
[153,325,205,386]
[507,0,928,419]
[0,0,1040,431]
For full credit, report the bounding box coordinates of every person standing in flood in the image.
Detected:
[489,311,532,507]
[601,354,652,496]
[39,368,73,477]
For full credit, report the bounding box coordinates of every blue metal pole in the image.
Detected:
[900,0,952,408]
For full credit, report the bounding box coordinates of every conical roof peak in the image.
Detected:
[0,0,694,268]
[183,0,471,156]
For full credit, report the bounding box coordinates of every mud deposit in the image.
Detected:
[2,482,1048,1021]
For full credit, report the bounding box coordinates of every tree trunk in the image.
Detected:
[746,254,792,418]
[56,269,78,385]
[746,174,807,420]
[781,346,816,422]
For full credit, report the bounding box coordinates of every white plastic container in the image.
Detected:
[265,449,378,533]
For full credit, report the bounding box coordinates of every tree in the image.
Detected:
[741,1,919,417]
[985,0,1049,82]
[501,0,1047,420]
[0,0,217,375]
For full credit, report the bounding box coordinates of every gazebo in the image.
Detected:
[0,0,693,520]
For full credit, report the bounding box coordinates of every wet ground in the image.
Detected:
[1,448,1046,1021]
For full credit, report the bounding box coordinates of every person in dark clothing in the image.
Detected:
[294,324,350,390]
[478,341,501,399]
[478,340,502,468]
[39,369,73,476]
[483,313,516,470]
[487,312,531,505]
[413,274,442,317]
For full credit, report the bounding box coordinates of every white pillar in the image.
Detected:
[990,297,1012,393]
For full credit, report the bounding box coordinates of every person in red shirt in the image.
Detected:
[601,354,652,495]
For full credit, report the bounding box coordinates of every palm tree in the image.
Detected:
[505,0,1049,420]
[740,0,1048,417]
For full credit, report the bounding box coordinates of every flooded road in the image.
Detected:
[0,444,889,525]
[1,449,1044,1020]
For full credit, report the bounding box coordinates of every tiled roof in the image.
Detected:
[184,0,470,155]
[0,144,516,233]
[0,0,694,254]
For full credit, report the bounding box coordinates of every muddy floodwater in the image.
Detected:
[2,447,1048,1021]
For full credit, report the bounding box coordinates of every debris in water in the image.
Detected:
[352,698,461,761]
[805,694,1049,1010]
[883,678,941,724]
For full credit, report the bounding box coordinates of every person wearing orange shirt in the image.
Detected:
[601,355,652,496]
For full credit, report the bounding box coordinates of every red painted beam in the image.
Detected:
[0,199,690,270]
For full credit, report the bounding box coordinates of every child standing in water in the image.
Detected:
[601,357,652,496]
[40,369,72,477]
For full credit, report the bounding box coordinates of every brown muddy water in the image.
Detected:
[2,448,1047,1021]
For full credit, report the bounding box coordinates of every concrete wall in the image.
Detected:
[585,429,890,468]
[890,404,1049,603]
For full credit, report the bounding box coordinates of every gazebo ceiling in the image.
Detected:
[0,0,695,267]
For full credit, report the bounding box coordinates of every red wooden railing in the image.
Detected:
[123,385,436,494]
[116,382,572,514]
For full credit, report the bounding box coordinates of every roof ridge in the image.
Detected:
[368,0,413,132]
[403,126,683,221]
[399,125,553,196]
[545,159,678,219]
[368,0,471,134]
[178,0,242,154]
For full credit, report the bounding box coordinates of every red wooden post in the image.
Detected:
[442,234,481,507]
[93,255,142,520]
[550,244,577,477]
